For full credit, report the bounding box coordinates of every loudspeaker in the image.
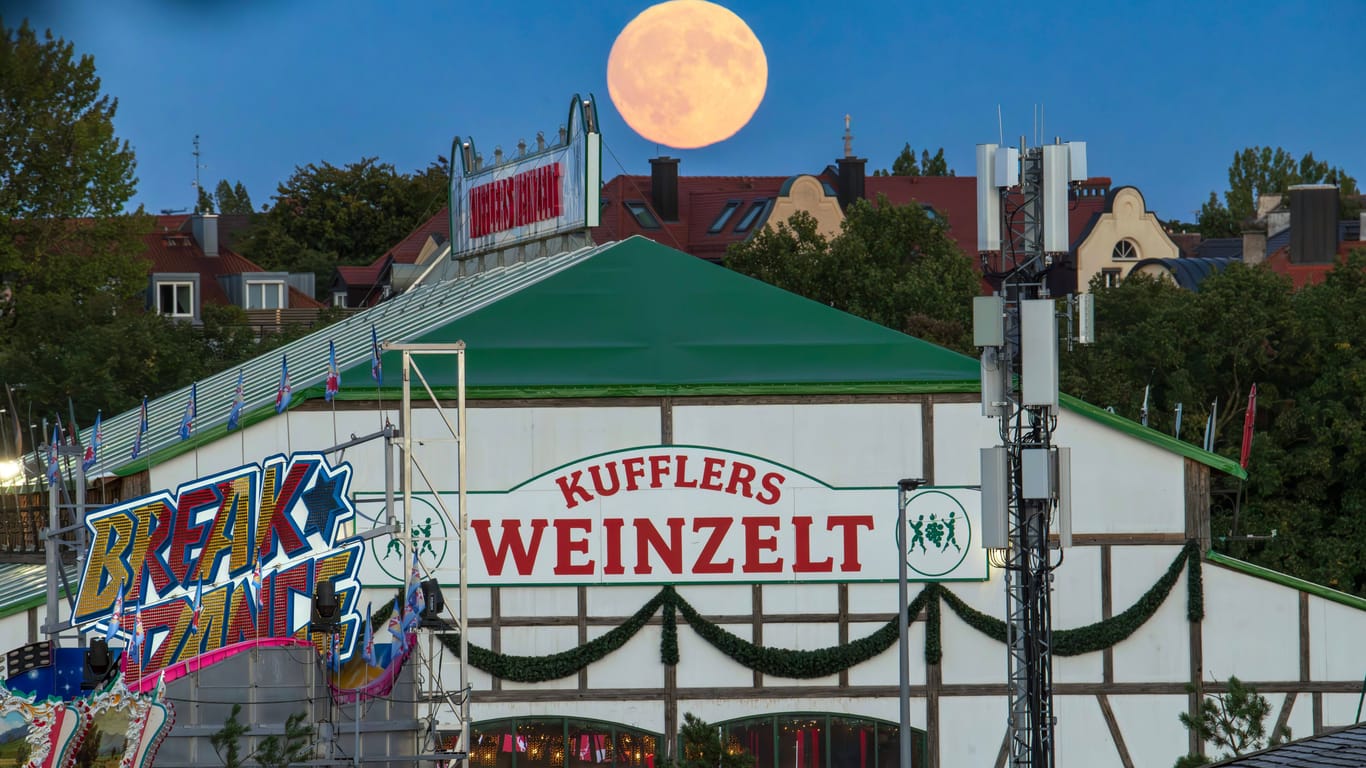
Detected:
[6,640,53,678]
[311,579,341,632]
[83,638,114,689]
[420,579,445,625]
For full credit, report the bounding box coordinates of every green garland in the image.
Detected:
[935,540,1199,656]
[385,541,1204,681]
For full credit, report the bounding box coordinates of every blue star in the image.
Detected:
[302,467,348,541]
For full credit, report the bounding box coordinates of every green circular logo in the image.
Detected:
[903,490,971,578]
[368,495,450,580]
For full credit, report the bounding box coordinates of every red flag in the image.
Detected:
[1239,383,1257,469]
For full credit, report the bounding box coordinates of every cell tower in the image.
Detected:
[974,137,1092,768]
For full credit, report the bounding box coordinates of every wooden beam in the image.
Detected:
[1272,692,1296,744]
[926,661,941,768]
[1102,544,1113,684]
[921,396,935,485]
[1096,694,1135,768]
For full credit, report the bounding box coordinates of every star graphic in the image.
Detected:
[301,467,348,541]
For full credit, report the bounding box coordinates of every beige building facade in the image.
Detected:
[1074,186,1181,290]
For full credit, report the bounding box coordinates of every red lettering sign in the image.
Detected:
[468,162,564,239]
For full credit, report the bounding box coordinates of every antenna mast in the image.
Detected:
[193,135,205,212]
[974,136,1090,768]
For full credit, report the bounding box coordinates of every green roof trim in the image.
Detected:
[1059,393,1248,480]
[1205,551,1366,612]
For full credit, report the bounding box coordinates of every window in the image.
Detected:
[624,201,660,229]
[733,200,769,233]
[1111,239,1139,260]
[332,292,348,308]
[708,201,742,234]
[470,717,659,768]
[246,281,284,309]
[156,282,193,317]
[717,713,926,768]
[1101,268,1122,288]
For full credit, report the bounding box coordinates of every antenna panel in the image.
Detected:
[977,144,1000,252]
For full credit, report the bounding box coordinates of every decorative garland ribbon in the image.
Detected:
[411,540,1202,683]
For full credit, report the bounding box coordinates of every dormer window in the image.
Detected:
[156,282,193,317]
[246,280,284,309]
[708,201,741,234]
[734,200,769,233]
[624,201,660,230]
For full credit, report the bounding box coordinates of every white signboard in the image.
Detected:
[448,94,601,258]
[361,446,987,586]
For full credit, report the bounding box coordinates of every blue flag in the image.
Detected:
[325,340,340,402]
[178,382,197,440]
[131,396,148,459]
[275,355,292,414]
[370,325,382,384]
[227,370,245,430]
[362,603,376,665]
[81,410,101,473]
[46,424,60,484]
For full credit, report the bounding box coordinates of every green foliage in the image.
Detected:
[238,156,449,298]
[211,705,314,768]
[725,195,979,351]
[663,713,755,768]
[1175,676,1288,765]
[214,179,254,214]
[433,543,1202,681]
[1064,255,1366,595]
[211,703,251,768]
[197,185,216,215]
[252,711,314,768]
[873,144,954,177]
[1201,146,1360,235]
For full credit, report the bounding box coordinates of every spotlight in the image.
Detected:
[420,578,445,625]
[311,579,341,633]
[83,638,114,689]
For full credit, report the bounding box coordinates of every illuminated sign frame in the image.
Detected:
[73,453,365,683]
[448,94,602,259]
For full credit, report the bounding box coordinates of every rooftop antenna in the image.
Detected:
[998,105,1005,146]
[192,134,207,213]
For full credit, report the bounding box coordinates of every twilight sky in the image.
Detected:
[12,0,1365,224]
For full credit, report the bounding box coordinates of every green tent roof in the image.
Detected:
[342,235,981,397]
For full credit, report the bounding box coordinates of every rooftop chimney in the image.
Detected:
[650,157,679,222]
[1288,184,1338,264]
[1241,222,1267,265]
[191,213,219,257]
[836,155,866,212]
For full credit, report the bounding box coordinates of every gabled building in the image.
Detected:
[144,213,324,324]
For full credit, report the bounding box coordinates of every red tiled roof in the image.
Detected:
[143,215,324,308]
[1264,240,1366,289]
[369,207,450,268]
[594,174,786,261]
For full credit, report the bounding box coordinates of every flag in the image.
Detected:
[82,410,102,473]
[130,604,145,662]
[370,325,382,384]
[178,382,197,441]
[1240,383,1257,469]
[46,423,60,484]
[227,370,245,430]
[1173,403,1183,439]
[106,584,125,642]
[362,603,376,665]
[190,577,203,634]
[275,355,292,414]
[387,597,406,652]
[1203,398,1219,453]
[153,670,167,701]
[249,561,263,606]
[325,341,340,402]
[131,396,149,459]
[406,552,425,620]
[1140,384,1150,427]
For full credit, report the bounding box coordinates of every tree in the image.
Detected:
[214,179,254,214]
[872,144,954,177]
[1200,146,1360,236]
[725,195,980,351]
[1173,676,1288,766]
[210,703,251,768]
[1196,192,1239,239]
[668,713,754,768]
[197,184,215,214]
[252,711,314,768]
[237,156,449,298]
[0,18,158,423]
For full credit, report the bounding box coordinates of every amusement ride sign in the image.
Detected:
[448,94,602,258]
[363,446,987,586]
[73,453,365,682]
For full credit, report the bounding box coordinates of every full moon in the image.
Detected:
[607,0,768,150]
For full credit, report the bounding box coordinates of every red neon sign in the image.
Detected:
[468,162,563,239]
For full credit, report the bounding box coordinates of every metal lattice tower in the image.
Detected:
[990,142,1059,768]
